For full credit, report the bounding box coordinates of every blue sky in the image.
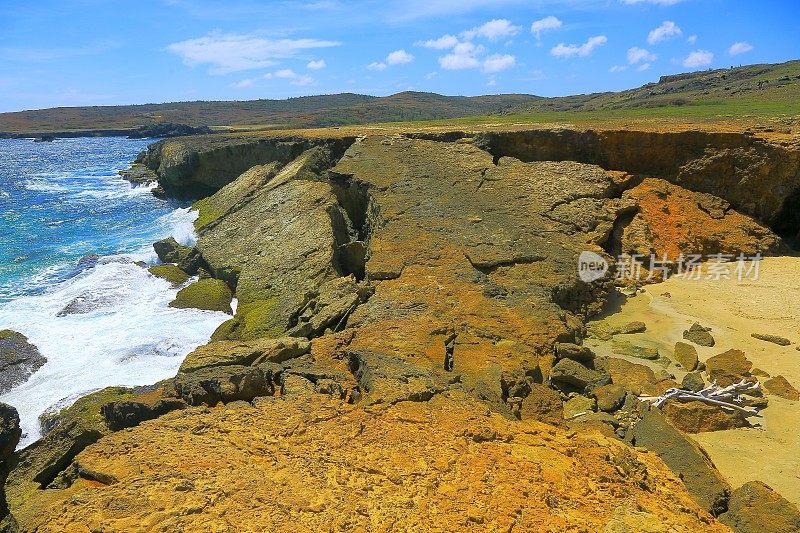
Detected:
[1,0,798,112]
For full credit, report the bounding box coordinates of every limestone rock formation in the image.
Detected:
[11,393,728,532]
[168,279,233,314]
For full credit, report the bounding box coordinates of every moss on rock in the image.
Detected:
[147,264,189,287]
[169,279,233,314]
[209,298,284,340]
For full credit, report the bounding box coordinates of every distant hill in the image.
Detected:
[1,60,798,134]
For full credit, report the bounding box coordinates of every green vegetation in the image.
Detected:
[1,60,798,134]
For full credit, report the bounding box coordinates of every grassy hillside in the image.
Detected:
[1,60,798,134]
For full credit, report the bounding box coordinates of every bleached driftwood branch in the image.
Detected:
[639,379,762,417]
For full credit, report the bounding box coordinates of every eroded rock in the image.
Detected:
[0,330,47,394]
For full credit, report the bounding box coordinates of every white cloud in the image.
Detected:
[531,16,562,39]
[424,71,438,80]
[551,35,607,58]
[729,41,753,55]
[487,79,497,87]
[272,68,315,85]
[627,46,656,64]
[367,61,387,71]
[682,49,713,68]
[306,59,326,69]
[610,65,628,73]
[439,41,484,70]
[166,32,340,74]
[482,54,516,73]
[416,34,459,49]
[637,62,651,71]
[386,49,414,65]
[462,19,520,41]
[232,78,255,88]
[647,21,682,45]
[686,35,697,44]
[622,0,683,4]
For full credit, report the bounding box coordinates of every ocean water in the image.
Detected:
[0,137,229,446]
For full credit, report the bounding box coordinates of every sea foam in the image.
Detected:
[0,211,229,447]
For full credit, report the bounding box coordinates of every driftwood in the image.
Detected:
[639,379,763,417]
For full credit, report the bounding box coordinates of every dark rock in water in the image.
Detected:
[177,247,205,276]
[0,330,47,393]
[750,333,792,346]
[0,403,20,528]
[719,481,800,533]
[627,408,731,516]
[76,253,101,270]
[126,123,213,139]
[119,162,158,185]
[683,322,716,347]
[763,375,800,400]
[706,349,753,387]
[682,371,706,392]
[33,135,55,142]
[169,279,233,314]
[56,291,117,317]
[153,237,192,264]
[663,400,751,433]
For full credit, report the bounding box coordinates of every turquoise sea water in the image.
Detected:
[0,137,229,446]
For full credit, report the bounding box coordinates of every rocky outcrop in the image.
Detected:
[619,178,783,263]
[137,134,355,197]
[0,403,21,531]
[0,330,46,394]
[10,393,728,532]
[473,128,800,231]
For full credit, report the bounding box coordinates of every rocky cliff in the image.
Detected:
[7,126,800,531]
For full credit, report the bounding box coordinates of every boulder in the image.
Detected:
[663,400,751,433]
[152,237,192,264]
[673,342,699,371]
[169,279,233,314]
[549,358,609,391]
[719,481,800,533]
[683,323,716,347]
[147,264,189,287]
[591,383,626,412]
[682,372,706,393]
[627,408,731,516]
[705,349,753,387]
[616,321,647,334]
[554,342,595,362]
[612,338,659,360]
[563,395,596,419]
[179,337,311,373]
[601,357,657,395]
[0,330,47,394]
[751,333,792,346]
[763,375,799,401]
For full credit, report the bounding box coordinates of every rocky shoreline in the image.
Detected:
[2,126,800,531]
